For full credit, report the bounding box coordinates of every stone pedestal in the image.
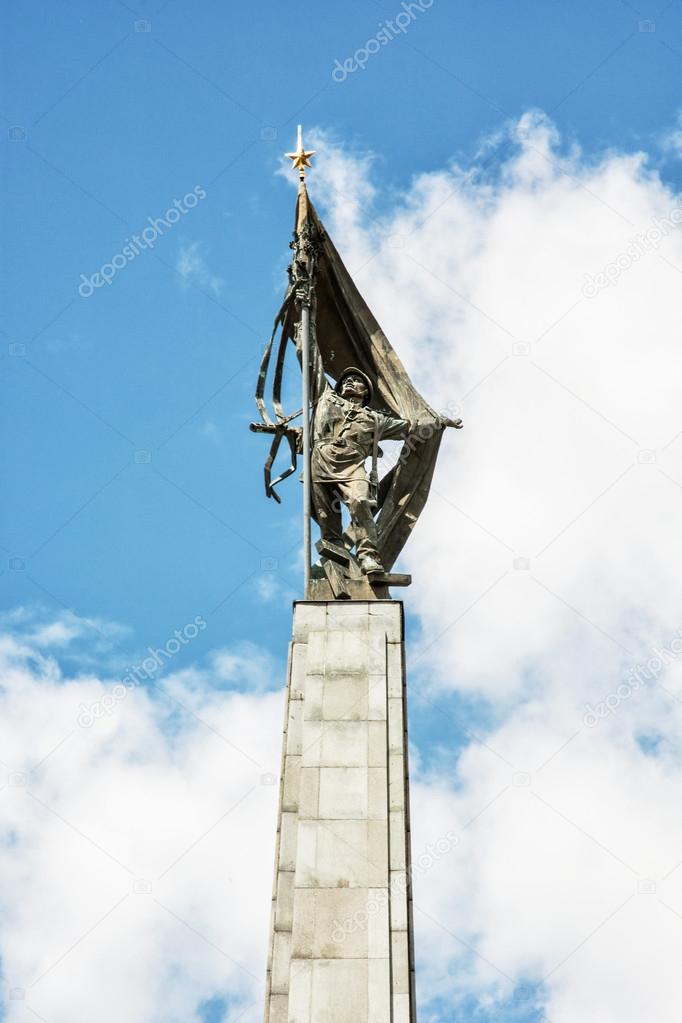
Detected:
[264,601,416,1023]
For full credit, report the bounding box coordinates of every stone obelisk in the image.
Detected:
[263,600,415,1023]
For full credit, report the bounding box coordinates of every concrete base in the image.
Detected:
[264,601,416,1023]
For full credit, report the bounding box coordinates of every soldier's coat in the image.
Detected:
[311,388,411,483]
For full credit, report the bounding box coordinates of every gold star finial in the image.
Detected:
[286,124,315,181]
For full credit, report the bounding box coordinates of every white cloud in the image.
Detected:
[199,419,221,442]
[301,115,682,1022]
[0,626,282,1023]
[251,572,298,606]
[208,640,283,691]
[6,603,682,1023]
[662,111,682,156]
[176,241,224,295]
[0,606,131,657]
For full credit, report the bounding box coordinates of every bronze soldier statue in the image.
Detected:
[251,144,462,598]
[305,352,458,574]
[310,364,411,575]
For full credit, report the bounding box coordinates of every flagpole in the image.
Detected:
[286,125,317,597]
[301,299,312,596]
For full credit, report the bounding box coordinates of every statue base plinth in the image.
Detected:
[311,540,412,600]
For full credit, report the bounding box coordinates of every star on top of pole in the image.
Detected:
[286,124,315,181]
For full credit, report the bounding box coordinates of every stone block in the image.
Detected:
[292,888,369,958]
[368,630,387,675]
[322,675,368,721]
[286,700,304,756]
[368,958,391,1023]
[327,602,370,618]
[303,676,324,721]
[368,767,388,820]
[388,755,405,811]
[305,631,327,676]
[389,810,406,871]
[389,870,408,930]
[280,679,292,733]
[269,846,280,901]
[271,930,292,993]
[301,720,323,766]
[368,721,386,767]
[326,603,370,633]
[368,673,387,721]
[321,721,368,768]
[386,643,404,698]
[266,904,276,965]
[290,642,309,700]
[391,931,410,994]
[393,992,411,1023]
[368,601,403,642]
[388,697,404,755]
[267,992,289,1023]
[275,870,294,931]
[299,768,320,819]
[293,821,318,888]
[282,755,301,812]
[279,812,298,872]
[287,960,312,1023]
[367,888,390,958]
[324,630,370,675]
[295,820,388,889]
[307,959,369,1023]
[318,768,368,819]
[293,603,327,641]
[367,819,389,885]
[266,906,276,969]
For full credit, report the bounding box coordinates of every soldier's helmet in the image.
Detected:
[335,367,374,403]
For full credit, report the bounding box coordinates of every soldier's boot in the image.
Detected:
[358,552,385,575]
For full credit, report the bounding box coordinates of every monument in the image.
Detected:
[251,128,462,1023]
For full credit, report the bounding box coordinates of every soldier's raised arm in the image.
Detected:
[376,410,412,442]
[377,410,464,444]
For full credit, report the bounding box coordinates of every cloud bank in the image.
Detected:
[0,622,282,1023]
[5,112,682,1023]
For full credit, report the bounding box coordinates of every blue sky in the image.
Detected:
[4,3,682,1022]
[3,0,682,671]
